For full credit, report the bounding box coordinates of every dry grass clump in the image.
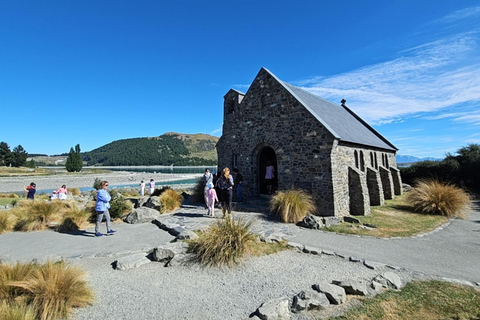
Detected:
[0,193,19,198]
[11,201,62,231]
[407,180,471,218]
[191,178,206,204]
[0,211,17,234]
[269,189,316,223]
[0,300,37,320]
[160,188,183,213]
[56,204,92,233]
[68,188,81,196]
[188,216,257,267]
[1,261,94,320]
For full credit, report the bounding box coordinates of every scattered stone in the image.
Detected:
[322,250,335,256]
[256,297,291,320]
[363,260,386,270]
[303,246,321,255]
[152,247,175,262]
[331,280,369,296]
[402,183,412,192]
[359,225,375,231]
[124,207,162,224]
[115,253,151,270]
[297,214,324,229]
[349,256,361,262]
[363,223,377,229]
[343,216,360,224]
[143,196,162,211]
[370,280,383,293]
[176,229,199,240]
[165,253,193,267]
[312,282,346,305]
[374,272,403,289]
[323,217,340,228]
[287,241,304,251]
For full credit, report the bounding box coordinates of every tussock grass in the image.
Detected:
[330,280,480,320]
[188,216,257,267]
[0,210,16,234]
[68,188,81,196]
[56,204,92,233]
[11,201,61,231]
[408,179,471,218]
[0,300,37,320]
[160,188,183,213]
[0,193,19,198]
[270,189,316,223]
[3,261,94,320]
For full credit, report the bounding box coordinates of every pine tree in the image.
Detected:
[0,141,12,166]
[65,147,77,172]
[11,145,28,167]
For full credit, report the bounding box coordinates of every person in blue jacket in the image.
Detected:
[95,180,116,237]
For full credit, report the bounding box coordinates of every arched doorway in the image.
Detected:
[258,147,277,195]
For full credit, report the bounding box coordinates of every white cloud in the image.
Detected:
[431,6,480,24]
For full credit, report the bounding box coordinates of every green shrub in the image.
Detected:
[190,178,206,204]
[269,189,316,223]
[188,216,257,267]
[92,178,102,190]
[407,180,471,218]
[159,189,183,213]
[108,189,132,220]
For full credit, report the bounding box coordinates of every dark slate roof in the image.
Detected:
[264,68,397,151]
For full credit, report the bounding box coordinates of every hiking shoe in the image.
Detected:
[95,232,103,237]
[107,229,116,234]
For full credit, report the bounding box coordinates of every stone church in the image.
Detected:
[216,68,402,217]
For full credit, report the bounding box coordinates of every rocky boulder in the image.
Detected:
[123,207,162,224]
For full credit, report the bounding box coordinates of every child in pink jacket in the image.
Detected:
[206,183,219,217]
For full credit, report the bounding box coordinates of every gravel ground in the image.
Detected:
[69,251,418,320]
[0,171,202,193]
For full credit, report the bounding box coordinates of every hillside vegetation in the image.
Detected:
[83,132,218,166]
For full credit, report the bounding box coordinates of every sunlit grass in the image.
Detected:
[323,194,448,237]
[270,189,316,223]
[328,280,480,320]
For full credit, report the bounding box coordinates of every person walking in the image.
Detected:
[203,168,213,207]
[56,184,68,200]
[140,180,145,196]
[149,179,155,195]
[216,167,234,216]
[23,182,36,200]
[95,181,116,237]
[206,183,219,217]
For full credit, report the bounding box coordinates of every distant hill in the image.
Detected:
[396,155,443,164]
[82,133,218,166]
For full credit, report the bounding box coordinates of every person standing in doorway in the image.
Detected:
[216,167,234,216]
[140,180,145,196]
[203,168,213,207]
[95,181,116,237]
[233,168,243,202]
[23,182,36,200]
[149,179,155,195]
[265,161,275,194]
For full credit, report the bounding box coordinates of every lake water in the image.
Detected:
[87,166,217,174]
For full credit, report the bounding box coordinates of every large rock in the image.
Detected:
[374,272,403,289]
[297,214,324,229]
[323,216,340,228]
[312,282,346,305]
[291,289,330,312]
[331,280,369,296]
[152,247,175,262]
[123,207,161,224]
[115,253,151,270]
[143,196,162,211]
[256,297,291,320]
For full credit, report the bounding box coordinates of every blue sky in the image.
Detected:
[1,1,479,159]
